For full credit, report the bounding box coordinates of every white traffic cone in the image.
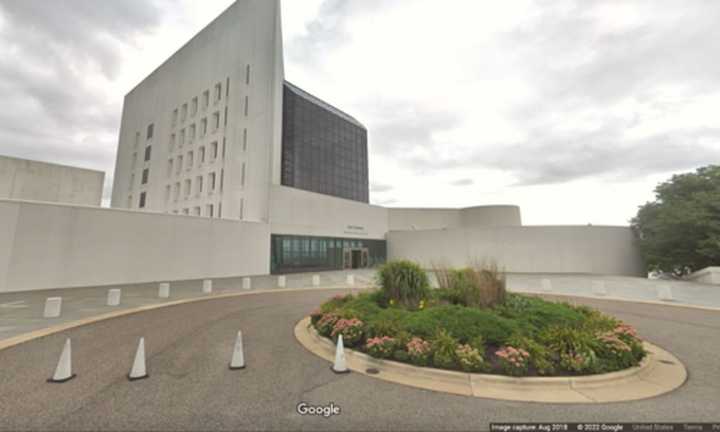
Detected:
[203,279,213,294]
[128,337,149,381]
[48,339,76,383]
[331,334,350,374]
[158,282,170,299]
[229,331,246,370]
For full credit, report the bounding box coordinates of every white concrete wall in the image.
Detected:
[388,206,521,231]
[687,267,720,285]
[269,185,388,240]
[0,155,104,206]
[388,226,645,276]
[111,0,284,223]
[0,200,270,292]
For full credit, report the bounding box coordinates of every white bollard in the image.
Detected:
[229,331,246,370]
[242,277,252,291]
[107,289,121,307]
[203,279,213,294]
[44,297,62,318]
[331,334,349,374]
[657,285,674,302]
[541,279,552,292]
[128,337,148,381]
[277,276,286,288]
[312,275,320,287]
[592,281,608,297]
[48,339,75,383]
[346,275,355,286]
[158,283,170,299]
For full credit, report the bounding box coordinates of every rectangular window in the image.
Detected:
[224,106,228,127]
[244,96,249,117]
[212,112,220,132]
[246,64,250,85]
[241,162,246,187]
[191,97,198,117]
[222,138,226,159]
[174,182,180,201]
[144,146,152,162]
[167,159,174,177]
[220,169,224,192]
[172,109,178,126]
[131,152,137,170]
[194,207,201,216]
[129,173,135,189]
[201,118,207,136]
[226,77,230,99]
[203,90,209,109]
[169,134,176,152]
[134,132,140,149]
[207,204,214,218]
[243,128,247,152]
[139,192,147,209]
[179,129,185,147]
[165,185,171,203]
[176,155,183,174]
[210,141,218,161]
[209,172,216,192]
[181,104,188,122]
[141,168,149,185]
[196,176,203,195]
[187,151,194,170]
[218,202,222,218]
[199,146,205,164]
[147,124,154,140]
[184,179,192,198]
[189,124,196,142]
[214,83,222,103]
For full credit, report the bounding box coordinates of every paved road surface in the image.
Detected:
[0,289,718,431]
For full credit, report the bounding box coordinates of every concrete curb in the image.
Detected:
[295,317,688,404]
[0,286,369,353]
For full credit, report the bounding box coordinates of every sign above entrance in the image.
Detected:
[344,225,368,236]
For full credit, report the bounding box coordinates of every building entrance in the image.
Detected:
[344,248,369,270]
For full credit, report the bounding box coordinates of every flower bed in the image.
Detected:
[310,262,647,377]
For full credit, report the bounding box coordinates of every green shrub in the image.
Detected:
[455,344,487,373]
[406,337,432,366]
[366,336,396,359]
[468,335,486,353]
[495,346,531,376]
[377,261,431,308]
[402,305,519,345]
[393,350,410,362]
[434,263,507,309]
[431,330,459,369]
[495,295,586,336]
[539,327,601,374]
[330,318,365,347]
[316,313,340,338]
[506,334,556,375]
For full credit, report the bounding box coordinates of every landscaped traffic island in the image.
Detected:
[310,261,647,377]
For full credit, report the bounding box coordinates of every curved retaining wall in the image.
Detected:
[388,225,645,276]
[388,206,522,231]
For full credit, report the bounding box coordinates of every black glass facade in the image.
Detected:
[271,235,386,274]
[282,82,369,203]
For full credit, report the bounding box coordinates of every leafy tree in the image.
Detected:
[631,165,720,276]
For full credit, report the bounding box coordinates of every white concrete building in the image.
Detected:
[0,155,104,206]
[0,0,646,292]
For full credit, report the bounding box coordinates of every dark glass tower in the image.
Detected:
[281,82,369,203]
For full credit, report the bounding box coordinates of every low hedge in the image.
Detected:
[311,291,646,377]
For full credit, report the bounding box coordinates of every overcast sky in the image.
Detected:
[0,0,718,225]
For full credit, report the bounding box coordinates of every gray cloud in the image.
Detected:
[0,1,163,200]
[451,179,474,187]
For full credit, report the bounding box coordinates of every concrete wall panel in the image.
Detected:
[0,200,270,292]
[388,226,645,276]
